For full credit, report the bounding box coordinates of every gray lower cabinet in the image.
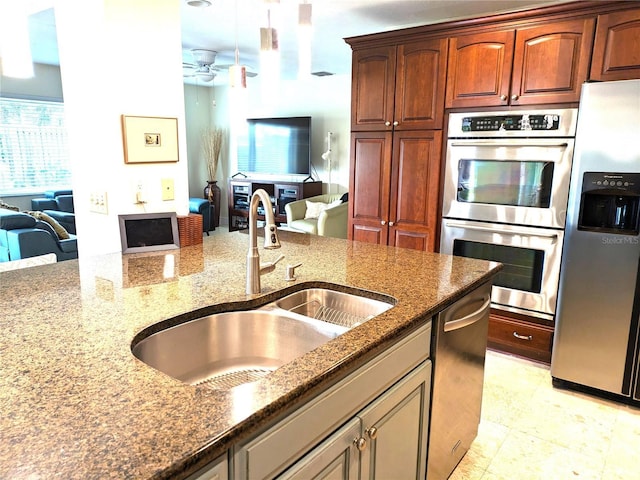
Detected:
[233,322,432,480]
[187,454,228,480]
[279,361,431,480]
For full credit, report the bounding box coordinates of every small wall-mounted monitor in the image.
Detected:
[118,212,180,254]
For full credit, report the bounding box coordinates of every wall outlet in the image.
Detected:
[90,191,108,214]
[161,178,175,201]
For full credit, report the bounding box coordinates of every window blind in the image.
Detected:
[0,97,71,195]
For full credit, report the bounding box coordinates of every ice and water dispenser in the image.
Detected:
[578,172,640,235]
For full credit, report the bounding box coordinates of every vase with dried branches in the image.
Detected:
[202,127,224,228]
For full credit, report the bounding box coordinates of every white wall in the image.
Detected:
[55,0,189,256]
[1,63,63,99]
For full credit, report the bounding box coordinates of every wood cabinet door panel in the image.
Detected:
[591,9,640,81]
[349,132,392,222]
[348,132,392,243]
[351,224,387,245]
[445,30,515,108]
[390,229,432,252]
[394,38,447,130]
[388,130,442,251]
[512,19,594,105]
[351,46,396,131]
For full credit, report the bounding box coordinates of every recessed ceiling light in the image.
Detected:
[187,0,212,7]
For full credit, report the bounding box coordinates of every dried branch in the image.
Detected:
[201,128,224,181]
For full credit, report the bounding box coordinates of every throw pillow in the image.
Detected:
[0,200,20,211]
[328,199,343,209]
[26,211,70,240]
[304,201,328,219]
[340,192,348,203]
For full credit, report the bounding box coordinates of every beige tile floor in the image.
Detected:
[450,350,640,480]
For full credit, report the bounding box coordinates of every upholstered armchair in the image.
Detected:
[285,194,348,239]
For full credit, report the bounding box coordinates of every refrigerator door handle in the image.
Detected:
[444,296,491,332]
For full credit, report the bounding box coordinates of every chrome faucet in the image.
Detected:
[246,188,282,294]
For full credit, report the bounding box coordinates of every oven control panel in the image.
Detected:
[461,114,560,132]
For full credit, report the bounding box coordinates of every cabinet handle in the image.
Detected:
[353,437,367,451]
[393,121,399,126]
[365,426,378,440]
[381,220,386,226]
[384,121,391,127]
[511,94,519,101]
[388,221,394,226]
[513,331,533,341]
[500,94,508,101]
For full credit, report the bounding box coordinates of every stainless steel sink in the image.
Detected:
[132,310,342,390]
[263,288,394,329]
[132,286,395,390]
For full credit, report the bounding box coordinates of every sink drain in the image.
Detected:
[194,367,275,390]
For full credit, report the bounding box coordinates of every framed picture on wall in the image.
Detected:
[121,115,179,164]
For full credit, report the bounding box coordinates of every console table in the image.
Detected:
[228,179,322,231]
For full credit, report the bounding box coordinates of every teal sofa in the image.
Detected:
[31,189,76,234]
[0,208,78,262]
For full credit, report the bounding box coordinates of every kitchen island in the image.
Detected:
[0,230,500,479]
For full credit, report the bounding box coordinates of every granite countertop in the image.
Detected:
[0,230,500,479]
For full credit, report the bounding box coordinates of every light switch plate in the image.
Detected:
[89,191,108,214]
[161,178,175,201]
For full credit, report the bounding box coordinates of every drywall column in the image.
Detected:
[55,0,189,256]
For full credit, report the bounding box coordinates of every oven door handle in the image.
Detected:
[443,220,560,240]
[449,141,569,148]
[444,296,491,332]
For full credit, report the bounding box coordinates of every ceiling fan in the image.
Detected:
[183,48,257,83]
[182,49,221,82]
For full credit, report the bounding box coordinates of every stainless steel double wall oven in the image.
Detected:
[440,109,578,321]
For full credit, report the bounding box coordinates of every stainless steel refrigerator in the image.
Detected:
[551,79,640,403]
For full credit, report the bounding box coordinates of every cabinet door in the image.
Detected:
[445,30,515,108]
[348,132,392,244]
[359,361,431,480]
[277,418,360,480]
[591,9,640,81]
[394,38,448,130]
[388,130,442,252]
[511,18,595,105]
[351,46,397,131]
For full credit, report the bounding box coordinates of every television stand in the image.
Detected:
[228,178,322,232]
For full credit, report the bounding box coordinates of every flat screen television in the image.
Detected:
[237,116,311,176]
[118,212,180,254]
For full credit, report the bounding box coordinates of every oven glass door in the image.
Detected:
[440,219,563,320]
[442,139,574,228]
[457,159,554,208]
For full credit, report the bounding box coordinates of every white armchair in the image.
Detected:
[285,194,348,239]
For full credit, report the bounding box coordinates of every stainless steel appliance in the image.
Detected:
[551,80,640,403]
[440,109,578,321]
[428,281,491,480]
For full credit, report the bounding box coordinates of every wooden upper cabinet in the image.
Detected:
[351,38,447,131]
[591,8,640,81]
[351,46,397,131]
[393,38,448,130]
[446,30,515,109]
[512,18,595,105]
[446,18,595,108]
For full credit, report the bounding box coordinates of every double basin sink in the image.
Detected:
[132,286,395,390]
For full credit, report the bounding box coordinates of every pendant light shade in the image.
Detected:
[230,0,246,88]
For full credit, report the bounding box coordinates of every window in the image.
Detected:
[0,97,71,195]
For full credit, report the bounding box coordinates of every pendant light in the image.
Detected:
[298,2,312,78]
[229,0,246,88]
